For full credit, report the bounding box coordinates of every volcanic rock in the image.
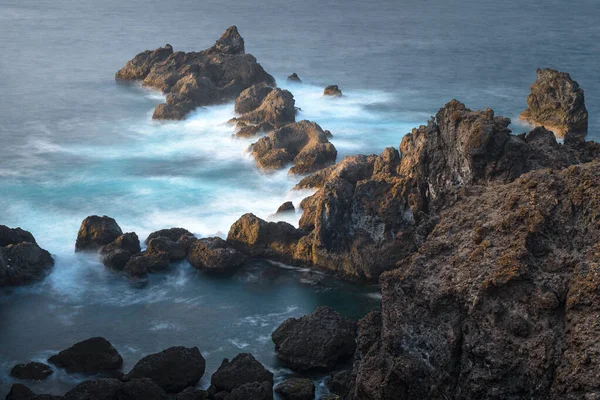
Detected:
[287,73,302,83]
[145,228,193,244]
[235,88,296,129]
[10,362,53,381]
[187,237,246,275]
[123,251,170,277]
[99,232,141,270]
[234,84,274,115]
[0,241,54,287]
[210,353,273,393]
[228,381,273,400]
[323,85,342,97]
[0,226,36,247]
[48,337,123,374]
[276,201,295,214]
[75,216,123,252]
[274,378,315,400]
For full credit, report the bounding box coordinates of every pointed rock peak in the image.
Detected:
[210,25,245,55]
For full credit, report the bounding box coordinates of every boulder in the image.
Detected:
[48,337,123,374]
[287,73,302,83]
[118,378,169,400]
[210,353,273,392]
[271,306,357,371]
[63,378,167,400]
[6,384,36,400]
[146,236,186,261]
[116,26,275,120]
[175,387,210,400]
[235,88,296,128]
[75,216,123,252]
[227,381,273,400]
[145,228,194,244]
[123,251,170,277]
[99,232,141,270]
[276,201,295,214]
[125,346,206,393]
[520,68,588,138]
[251,120,337,174]
[0,225,36,247]
[234,84,274,114]
[274,378,315,400]
[323,85,342,97]
[1,242,54,286]
[187,237,247,275]
[10,362,53,380]
[326,370,351,398]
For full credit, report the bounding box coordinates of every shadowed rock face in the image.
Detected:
[349,160,600,400]
[0,226,54,287]
[210,353,274,393]
[48,337,123,374]
[234,88,296,131]
[520,68,588,139]
[10,362,53,381]
[116,26,274,120]
[187,237,247,275]
[75,216,123,252]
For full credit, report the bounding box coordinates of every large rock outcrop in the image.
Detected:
[75,216,123,252]
[232,87,296,137]
[349,160,600,400]
[520,68,588,139]
[116,26,275,120]
[271,306,357,371]
[48,337,123,374]
[251,120,337,174]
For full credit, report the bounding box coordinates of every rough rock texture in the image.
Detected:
[287,73,302,83]
[227,213,304,264]
[349,161,600,400]
[125,346,206,393]
[146,236,186,261]
[175,387,210,400]
[63,378,168,400]
[10,362,53,380]
[234,83,274,115]
[123,251,170,277]
[210,353,274,393]
[251,120,337,174]
[274,378,315,400]
[520,68,588,138]
[0,239,54,287]
[272,306,357,371]
[327,370,352,398]
[187,237,246,275]
[116,26,274,120]
[99,232,141,270]
[75,216,123,252]
[5,384,37,400]
[48,337,123,374]
[145,228,193,244]
[324,85,342,97]
[227,381,273,400]
[235,88,296,129]
[276,201,295,214]
[0,226,36,247]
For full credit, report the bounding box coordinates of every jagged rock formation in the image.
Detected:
[233,88,296,133]
[276,201,295,214]
[274,378,315,400]
[0,225,54,287]
[116,26,275,120]
[349,160,600,400]
[99,232,141,270]
[251,120,337,174]
[520,68,588,139]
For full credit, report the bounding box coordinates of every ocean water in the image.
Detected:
[1,0,599,397]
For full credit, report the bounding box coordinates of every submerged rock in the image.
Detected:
[271,306,357,371]
[251,120,337,174]
[323,85,342,97]
[520,68,588,138]
[210,353,274,393]
[75,216,123,252]
[287,73,302,83]
[48,337,123,374]
[10,362,53,380]
[125,346,206,393]
[116,26,274,120]
[274,378,315,400]
[187,237,246,275]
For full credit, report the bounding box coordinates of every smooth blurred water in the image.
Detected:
[0,0,599,396]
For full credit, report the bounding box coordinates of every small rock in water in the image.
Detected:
[10,362,53,380]
[75,215,123,252]
[323,85,342,97]
[287,73,302,83]
[276,201,295,215]
[210,353,274,393]
[187,237,247,275]
[48,337,123,374]
[275,377,315,400]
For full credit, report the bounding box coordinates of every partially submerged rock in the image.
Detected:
[116,26,275,120]
[125,346,206,393]
[1,240,54,287]
[323,85,342,97]
[271,306,357,371]
[187,237,247,275]
[227,381,273,400]
[48,337,123,374]
[234,84,274,115]
[251,120,337,174]
[99,232,141,270]
[123,250,170,277]
[10,362,53,380]
[287,73,302,83]
[274,378,315,400]
[210,353,274,393]
[75,216,123,252]
[276,201,295,214]
[64,378,168,400]
[145,228,194,244]
[520,68,588,138]
[0,225,36,247]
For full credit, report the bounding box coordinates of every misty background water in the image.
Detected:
[1,0,599,396]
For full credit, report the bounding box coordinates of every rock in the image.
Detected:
[48,337,123,374]
[319,396,340,400]
[294,154,376,190]
[520,68,588,138]
[323,85,342,97]
[6,384,35,400]
[123,251,170,277]
[287,73,302,83]
[145,228,193,244]
[324,129,333,138]
[348,161,600,399]
[99,232,141,270]
[10,362,53,380]
[234,84,274,114]
[274,378,315,400]
[187,237,247,275]
[0,225,36,247]
[272,306,357,371]
[227,381,273,400]
[125,346,206,393]
[62,378,167,400]
[327,370,351,397]
[146,236,186,261]
[116,26,275,120]
[210,353,274,392]
[251,120,337,174]
[0,241,54,286]
[276,201,295,214]
[175,387,210,400]
[235,88,296,129]
[227,213,304,264]
[75,216,123,252]
[119,378,169,400]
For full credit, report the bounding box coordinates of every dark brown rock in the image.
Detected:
[234,84,274,115]
[210,353,273,393]
[99,232,141,270]
[0,225,36,247]
[272,306,357,371]
[10,362,53,380]
[187,237,246,275]
[276,201,295,214]
[125,346,206,393]
[0,241,54,286]
[323,85,342,97]
[287,73,302,83]
[145,228,193,244]
[123,251,170,277]
[274,378,315,400]
[75,216,123,252]
[48,337,123,374]
[520,68,588,138]
[235,88,296,129]
[146,236,186,261]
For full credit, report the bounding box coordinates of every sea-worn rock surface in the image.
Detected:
[323,85,342,97]
[274,378,315,400]
[287,73,302,83]
[187,237,247,275]
[48,337,123,374]
[210,353,273,393]
[10,362,53,381]
[99,232,141,270]
[520,68,588,139]
[75,216,123,252]
[276,201,295,215]
[272,306,357,371]
[116,26,274,120]
[0,227,54,287]
[234,88,296,131]
[251,120,337,174]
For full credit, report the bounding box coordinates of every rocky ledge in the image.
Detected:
[115,26,275,120]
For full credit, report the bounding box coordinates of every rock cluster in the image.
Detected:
[0,225,53,287]
[116,26,275,120]
[520,68,588,139]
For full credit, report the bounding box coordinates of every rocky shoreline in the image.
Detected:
[3,26,600,399]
